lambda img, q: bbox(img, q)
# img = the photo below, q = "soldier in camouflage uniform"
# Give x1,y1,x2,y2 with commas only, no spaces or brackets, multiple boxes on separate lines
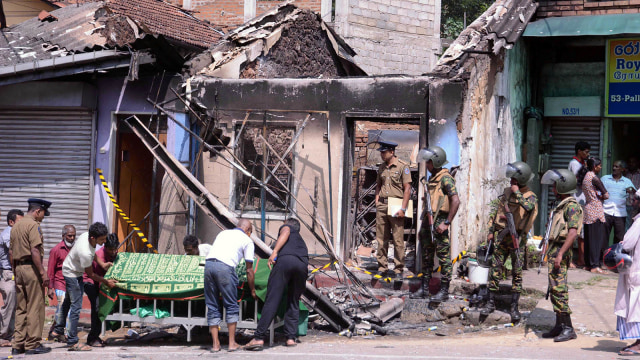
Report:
481,161,538,322
540,169,583,343
411,146,460,302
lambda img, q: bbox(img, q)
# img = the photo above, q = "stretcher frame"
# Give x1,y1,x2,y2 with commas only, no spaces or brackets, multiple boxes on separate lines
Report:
101,297,282,344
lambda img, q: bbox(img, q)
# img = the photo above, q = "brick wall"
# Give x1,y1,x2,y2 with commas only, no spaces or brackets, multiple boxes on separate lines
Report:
190,0,322,27
334,0,441,75
536,0,640,18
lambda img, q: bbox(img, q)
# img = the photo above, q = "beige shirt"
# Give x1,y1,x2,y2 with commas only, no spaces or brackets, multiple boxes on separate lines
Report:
377,157,411,199
9,214,43,262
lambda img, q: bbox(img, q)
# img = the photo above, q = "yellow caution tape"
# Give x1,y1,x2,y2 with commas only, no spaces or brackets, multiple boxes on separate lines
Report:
96,168,157,254
312,251,469,283
310,261,338,274
436,250,467,273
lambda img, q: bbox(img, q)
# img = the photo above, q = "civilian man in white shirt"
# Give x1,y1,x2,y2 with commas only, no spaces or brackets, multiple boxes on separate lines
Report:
61,222,116,351
205,219,256,352
603,160,637,244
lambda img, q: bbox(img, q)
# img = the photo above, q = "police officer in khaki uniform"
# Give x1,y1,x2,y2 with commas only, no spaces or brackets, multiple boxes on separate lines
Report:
375,141,412,276
9,199,52,355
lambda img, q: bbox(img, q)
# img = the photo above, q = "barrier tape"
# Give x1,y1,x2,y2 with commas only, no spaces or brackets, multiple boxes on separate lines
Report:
312,251,469,284
96,168,158,253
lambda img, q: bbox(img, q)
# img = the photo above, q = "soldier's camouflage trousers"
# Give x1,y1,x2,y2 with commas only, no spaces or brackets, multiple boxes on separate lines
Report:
419,216,452,282
547,245,572,314
487,233,527,293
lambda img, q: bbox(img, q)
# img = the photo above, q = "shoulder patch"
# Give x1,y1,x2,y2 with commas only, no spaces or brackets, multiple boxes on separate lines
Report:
404,168,410,175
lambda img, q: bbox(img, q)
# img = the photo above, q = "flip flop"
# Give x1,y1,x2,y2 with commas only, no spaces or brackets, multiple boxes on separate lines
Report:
244,343,264,351
228,347,240,352
619,349,640,356
88,338,105,347
68,343,92,351
210,348,221,353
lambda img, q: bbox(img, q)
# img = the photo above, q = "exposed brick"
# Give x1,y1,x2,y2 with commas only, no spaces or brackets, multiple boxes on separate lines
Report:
576,10,592,15
598,1,614,6
570,0,583,4
623,7,639,12
584,1,601,7
631,0,640,5
561,10,577,15
556,0,572,5
613,0,630,6
607,8,623,13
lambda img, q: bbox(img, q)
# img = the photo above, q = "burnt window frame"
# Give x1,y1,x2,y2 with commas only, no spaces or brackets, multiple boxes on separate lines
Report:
230,120,297,217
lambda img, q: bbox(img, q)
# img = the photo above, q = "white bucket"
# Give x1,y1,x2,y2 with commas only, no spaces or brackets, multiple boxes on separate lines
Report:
468,259,489,285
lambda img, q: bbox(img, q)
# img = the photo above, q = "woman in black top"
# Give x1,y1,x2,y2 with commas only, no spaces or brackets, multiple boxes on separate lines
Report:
245,218,308,350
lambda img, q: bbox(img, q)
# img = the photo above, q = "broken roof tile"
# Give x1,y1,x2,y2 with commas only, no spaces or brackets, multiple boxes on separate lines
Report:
431,0,537,79
38,10,58,22
52,0,222,48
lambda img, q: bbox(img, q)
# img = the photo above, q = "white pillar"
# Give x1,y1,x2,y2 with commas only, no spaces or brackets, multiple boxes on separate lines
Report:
244,0,256,22
320,0,332,21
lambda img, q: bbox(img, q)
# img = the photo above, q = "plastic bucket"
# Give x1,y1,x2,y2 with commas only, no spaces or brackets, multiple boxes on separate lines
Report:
468,259,489,285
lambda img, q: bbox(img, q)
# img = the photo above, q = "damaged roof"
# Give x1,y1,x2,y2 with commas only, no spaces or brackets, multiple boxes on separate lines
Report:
0,0,222,68
184,3,367,78
431,0,537,78
0,2,110,67
96,0,222,48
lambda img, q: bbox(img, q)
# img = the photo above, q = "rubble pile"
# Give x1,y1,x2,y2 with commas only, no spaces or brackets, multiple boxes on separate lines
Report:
240,11,339,78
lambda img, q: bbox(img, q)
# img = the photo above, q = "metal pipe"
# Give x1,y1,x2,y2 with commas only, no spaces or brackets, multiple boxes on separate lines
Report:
261,111,267,242
326,114,334,235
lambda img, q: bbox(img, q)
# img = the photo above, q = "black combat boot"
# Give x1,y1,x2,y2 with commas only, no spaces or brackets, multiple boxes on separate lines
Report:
542,313,562,338
554,314,577,342
510,293,521,322
480,291,495,315
410,277,430,299
430,279,449,302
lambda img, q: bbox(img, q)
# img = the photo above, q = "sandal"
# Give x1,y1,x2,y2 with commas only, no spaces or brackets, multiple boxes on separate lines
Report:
590,267,607,274
49,332,67,343
68,343,92,351
88,338,105,347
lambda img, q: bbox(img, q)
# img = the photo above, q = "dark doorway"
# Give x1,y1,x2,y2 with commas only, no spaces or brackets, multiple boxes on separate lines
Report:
348,119,420,268
114,114,166,252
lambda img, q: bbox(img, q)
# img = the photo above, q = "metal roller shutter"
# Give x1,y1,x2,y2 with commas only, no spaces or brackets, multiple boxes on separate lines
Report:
547,117,602,208
0,108,93,254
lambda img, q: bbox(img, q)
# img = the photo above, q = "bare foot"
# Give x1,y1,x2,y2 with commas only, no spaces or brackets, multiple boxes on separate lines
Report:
286,339,297,347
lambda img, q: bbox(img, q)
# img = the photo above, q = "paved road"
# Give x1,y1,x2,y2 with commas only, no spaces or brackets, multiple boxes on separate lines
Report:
0,329,626,360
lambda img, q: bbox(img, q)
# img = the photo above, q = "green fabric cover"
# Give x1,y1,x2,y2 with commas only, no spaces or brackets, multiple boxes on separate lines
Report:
98,253,307,335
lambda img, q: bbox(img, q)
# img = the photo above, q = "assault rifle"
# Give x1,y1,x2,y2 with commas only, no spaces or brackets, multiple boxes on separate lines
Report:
537,203,556,274
420,176,435,245
504,211,521,268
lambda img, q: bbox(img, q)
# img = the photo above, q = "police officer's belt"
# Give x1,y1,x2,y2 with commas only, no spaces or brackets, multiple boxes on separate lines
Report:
379,197,389,204
15,258,33,265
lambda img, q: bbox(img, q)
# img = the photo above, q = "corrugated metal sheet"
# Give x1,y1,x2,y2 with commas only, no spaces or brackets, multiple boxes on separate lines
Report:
0,109,93,254
432,0,538,78
485,0,538,49
547,117,602,209
0,2,108,67
0,0,222,68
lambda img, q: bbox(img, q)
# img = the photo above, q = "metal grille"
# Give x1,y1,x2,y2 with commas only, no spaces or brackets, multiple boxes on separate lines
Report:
0,109,93,254
547,117,602,209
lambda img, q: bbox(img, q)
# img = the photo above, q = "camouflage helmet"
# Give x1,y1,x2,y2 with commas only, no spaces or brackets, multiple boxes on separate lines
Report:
504,161,534,186
541,169,577,195
418,146,448,168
